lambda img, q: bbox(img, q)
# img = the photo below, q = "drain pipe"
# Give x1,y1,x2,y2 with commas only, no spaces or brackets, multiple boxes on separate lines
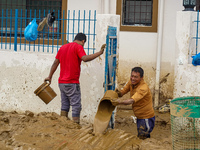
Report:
154,0,164,107
104,0,110,14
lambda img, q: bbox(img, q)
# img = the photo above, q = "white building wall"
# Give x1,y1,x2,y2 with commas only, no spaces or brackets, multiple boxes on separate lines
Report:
0,50,61,113
67,0,116,14
174,11,200,97
117,0,183,103
68,1,184,103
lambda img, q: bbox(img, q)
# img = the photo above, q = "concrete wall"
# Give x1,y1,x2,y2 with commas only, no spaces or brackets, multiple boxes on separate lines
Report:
0,15,120,124
0,50,61,113
68,0,184,104
117,0,184,104
174,11,200,98
68,0,116,14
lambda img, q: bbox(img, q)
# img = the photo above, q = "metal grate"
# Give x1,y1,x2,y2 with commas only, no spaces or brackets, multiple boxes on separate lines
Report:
189,10,200,64
0,0,62,10
0,0,62,39
170,97,200,150
122,0,153,26
104,26,117,92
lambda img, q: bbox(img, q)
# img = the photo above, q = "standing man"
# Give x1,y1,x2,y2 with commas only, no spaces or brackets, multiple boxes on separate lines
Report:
45,33,106,124
112,67,155,139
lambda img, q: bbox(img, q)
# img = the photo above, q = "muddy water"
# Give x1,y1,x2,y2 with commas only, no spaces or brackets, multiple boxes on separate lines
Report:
93,90,118,135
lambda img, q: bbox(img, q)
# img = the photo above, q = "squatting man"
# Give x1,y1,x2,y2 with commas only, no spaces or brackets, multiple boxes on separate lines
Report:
112,67,155,139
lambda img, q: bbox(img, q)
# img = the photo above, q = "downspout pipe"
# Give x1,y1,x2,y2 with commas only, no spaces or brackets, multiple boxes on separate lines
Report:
104,0,110,14
154,0,164,107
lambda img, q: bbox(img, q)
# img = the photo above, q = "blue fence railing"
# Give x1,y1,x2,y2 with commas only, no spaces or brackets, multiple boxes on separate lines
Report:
0,9,97,54
193,10,200,55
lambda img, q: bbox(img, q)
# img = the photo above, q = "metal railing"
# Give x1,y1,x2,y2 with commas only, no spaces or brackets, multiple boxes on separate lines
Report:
193,10,200,55
0,9,97,54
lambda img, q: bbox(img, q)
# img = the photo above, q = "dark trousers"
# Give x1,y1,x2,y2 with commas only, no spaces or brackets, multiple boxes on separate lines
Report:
137,116,155,139
59,84,81,117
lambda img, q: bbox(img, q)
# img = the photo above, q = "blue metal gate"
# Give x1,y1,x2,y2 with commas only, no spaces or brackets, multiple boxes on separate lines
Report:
104,26,117,92
104,26,117,129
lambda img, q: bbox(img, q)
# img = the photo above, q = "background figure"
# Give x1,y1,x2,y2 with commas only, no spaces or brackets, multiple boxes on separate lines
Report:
37,12,55,31
45,33,106,124
112,67,155,139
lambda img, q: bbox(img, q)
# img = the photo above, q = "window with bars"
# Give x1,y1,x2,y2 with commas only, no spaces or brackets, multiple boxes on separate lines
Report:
0,0,67,44
123,0,153,26
116,0,158,32
0,0,62,16
0,0,62,27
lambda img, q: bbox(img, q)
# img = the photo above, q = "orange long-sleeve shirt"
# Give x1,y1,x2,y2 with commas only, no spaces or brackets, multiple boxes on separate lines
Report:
120,79,155,119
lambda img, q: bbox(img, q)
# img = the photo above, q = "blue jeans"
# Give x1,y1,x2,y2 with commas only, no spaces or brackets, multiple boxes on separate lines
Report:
137,116,155,139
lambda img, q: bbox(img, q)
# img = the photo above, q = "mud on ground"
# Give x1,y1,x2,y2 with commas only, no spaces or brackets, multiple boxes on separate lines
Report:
0,109,171,150
115,108,172,150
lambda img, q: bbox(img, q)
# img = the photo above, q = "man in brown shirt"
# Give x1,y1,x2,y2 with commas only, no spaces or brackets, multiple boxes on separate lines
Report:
112,67,155,139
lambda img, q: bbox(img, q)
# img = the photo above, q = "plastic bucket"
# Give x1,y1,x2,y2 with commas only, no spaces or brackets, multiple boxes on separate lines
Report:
93,90,118,135
34,82,57,104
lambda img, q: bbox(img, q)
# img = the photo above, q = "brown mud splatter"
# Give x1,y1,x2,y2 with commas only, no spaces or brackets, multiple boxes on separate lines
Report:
170,103,193,117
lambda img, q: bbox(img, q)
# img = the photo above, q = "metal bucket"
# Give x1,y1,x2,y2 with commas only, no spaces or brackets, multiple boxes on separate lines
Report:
34,82,57,104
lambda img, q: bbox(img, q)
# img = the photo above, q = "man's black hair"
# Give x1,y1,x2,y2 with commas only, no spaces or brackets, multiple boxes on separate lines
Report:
131,67,144,77
74,33,87,43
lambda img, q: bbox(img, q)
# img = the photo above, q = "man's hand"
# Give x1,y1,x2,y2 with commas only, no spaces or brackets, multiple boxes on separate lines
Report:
81,44,106,62
111,98,121,106
100,44,106,54
44,77,52,84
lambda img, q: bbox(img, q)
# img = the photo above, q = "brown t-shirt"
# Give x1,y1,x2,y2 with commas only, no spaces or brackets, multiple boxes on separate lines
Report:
120,79,155,119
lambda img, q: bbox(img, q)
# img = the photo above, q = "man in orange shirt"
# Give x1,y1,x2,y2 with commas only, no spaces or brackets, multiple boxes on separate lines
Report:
112,67,155,139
